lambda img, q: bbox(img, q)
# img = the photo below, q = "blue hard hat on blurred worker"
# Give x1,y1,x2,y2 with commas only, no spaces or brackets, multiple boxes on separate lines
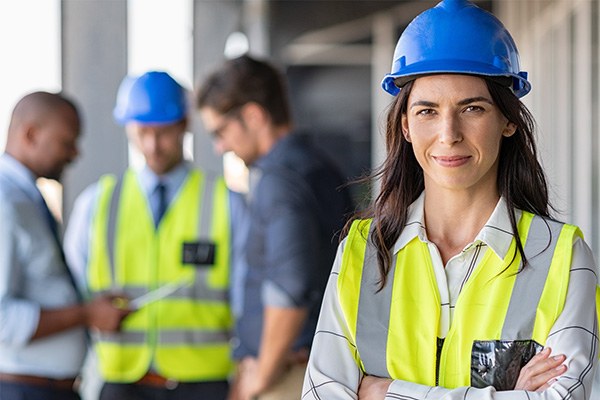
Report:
113,71,187,125
381,0,531,98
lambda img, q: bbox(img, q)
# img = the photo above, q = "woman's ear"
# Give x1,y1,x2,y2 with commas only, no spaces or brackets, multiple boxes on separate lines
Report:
401,115,411,142
502,121,517,137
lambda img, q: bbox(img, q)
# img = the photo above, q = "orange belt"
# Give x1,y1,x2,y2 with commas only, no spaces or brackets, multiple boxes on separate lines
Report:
135,372,179,389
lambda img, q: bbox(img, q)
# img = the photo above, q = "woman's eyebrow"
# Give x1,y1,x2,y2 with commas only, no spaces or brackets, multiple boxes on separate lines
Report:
457,96,494,106
409,100,437,109
409,96,494,110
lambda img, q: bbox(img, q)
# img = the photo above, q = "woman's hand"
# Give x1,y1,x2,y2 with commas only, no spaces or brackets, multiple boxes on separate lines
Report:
515,347,567,391
358,375,392,400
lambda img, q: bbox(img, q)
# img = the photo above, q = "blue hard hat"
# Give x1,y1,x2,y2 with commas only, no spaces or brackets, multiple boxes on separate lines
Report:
381,0,531,98
113,71,187,125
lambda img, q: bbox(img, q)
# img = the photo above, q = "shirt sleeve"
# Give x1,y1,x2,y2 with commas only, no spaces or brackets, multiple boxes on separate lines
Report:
303,237,600,400
0,200,40,346
63,183,98,295
302,240,363,399
253,170,322,309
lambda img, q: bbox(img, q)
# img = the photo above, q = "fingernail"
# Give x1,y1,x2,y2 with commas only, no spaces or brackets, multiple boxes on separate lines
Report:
553,355,565,361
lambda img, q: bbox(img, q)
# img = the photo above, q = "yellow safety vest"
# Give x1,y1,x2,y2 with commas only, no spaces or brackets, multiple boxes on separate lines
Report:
87,169,232,383
339,211,583,389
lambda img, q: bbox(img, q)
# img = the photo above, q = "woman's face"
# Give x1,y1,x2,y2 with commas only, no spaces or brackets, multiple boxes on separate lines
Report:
401,74,516,195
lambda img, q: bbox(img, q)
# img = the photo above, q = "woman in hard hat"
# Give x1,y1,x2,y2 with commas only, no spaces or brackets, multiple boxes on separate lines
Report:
302,0,599,399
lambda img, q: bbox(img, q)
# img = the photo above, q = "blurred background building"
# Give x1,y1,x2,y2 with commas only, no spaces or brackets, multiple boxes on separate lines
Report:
1,0,598,251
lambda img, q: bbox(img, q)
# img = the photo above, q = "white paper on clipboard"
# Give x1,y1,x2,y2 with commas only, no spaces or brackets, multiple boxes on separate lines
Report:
129,280,191,309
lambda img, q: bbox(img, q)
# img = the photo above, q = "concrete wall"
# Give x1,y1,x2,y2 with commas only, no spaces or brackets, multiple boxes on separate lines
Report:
61,0,128,224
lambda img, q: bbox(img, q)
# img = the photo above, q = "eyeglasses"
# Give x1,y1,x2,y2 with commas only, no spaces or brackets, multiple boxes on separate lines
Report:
210,108,240,139
210,116,236,140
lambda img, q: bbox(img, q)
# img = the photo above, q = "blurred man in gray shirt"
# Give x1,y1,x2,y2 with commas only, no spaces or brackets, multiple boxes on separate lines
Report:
0,91,129,400
197,55,352,400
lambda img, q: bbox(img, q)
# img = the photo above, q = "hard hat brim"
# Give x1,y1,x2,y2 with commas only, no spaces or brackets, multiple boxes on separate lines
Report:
381,60,531,98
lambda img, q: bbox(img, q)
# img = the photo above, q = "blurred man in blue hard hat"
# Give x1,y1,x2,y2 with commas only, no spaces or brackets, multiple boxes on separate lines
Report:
64,71,233,400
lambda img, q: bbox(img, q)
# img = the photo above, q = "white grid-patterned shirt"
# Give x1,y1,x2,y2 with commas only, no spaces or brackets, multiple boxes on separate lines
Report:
302,193,599,400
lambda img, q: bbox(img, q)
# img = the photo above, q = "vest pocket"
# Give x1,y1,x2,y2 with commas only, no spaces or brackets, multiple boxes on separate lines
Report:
471,339,543,390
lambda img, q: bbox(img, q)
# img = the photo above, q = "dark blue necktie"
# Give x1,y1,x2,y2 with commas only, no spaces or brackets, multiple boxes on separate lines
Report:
39,194,81,299
155,182,167,226
39,195,60,241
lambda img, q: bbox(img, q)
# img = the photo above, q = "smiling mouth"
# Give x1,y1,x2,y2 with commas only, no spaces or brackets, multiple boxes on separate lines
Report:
433,155,471,167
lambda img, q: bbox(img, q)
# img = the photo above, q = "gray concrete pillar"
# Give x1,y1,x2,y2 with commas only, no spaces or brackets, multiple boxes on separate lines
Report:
61,0,128,223
191,0,241,174
243,0,269,57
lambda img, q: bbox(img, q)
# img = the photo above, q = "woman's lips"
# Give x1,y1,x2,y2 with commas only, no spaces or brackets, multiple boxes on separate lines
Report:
433,155,471,167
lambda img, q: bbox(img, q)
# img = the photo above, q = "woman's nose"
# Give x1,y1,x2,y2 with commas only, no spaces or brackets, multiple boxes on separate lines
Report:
438,115,463,145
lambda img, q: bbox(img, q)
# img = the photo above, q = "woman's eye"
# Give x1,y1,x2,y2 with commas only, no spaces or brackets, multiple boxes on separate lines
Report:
465,105,484,113
416,109,435,116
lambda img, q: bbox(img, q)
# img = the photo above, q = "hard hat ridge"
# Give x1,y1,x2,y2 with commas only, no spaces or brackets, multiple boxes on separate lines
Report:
113,71,187,126
381,0,531,98
440,0,471,12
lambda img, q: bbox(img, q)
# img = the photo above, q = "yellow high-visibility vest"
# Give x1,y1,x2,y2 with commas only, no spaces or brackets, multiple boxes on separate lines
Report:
87,169,232,383
338,211,582,389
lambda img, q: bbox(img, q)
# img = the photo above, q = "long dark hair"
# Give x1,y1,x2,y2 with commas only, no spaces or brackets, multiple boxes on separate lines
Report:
353,77,552,290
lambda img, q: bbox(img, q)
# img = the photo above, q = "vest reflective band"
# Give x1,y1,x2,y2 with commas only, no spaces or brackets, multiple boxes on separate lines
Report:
338,212,581,388
87,169,232,383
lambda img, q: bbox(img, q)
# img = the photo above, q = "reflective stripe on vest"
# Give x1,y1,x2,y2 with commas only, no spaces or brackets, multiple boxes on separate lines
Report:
501,215,564,340
96,329,231,345
88,169,232,383
339,212,580,387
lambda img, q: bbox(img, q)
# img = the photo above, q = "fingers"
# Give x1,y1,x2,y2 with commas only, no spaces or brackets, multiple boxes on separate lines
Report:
515,347,567,391
111,296,130,310
535,377,559,392
85,294,134,331
535,354,566,378
531,360,566,392
101,292,133,311
526,348,565,375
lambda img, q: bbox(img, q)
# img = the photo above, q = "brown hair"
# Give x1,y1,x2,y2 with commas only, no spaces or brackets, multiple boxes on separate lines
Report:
196,55,291,126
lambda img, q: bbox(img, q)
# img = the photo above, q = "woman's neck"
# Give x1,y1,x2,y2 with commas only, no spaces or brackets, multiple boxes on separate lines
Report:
423,187,500,265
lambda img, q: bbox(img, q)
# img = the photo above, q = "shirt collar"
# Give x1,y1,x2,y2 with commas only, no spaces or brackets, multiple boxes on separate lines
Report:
477,196,521,259
392,192,519,260
393,192,427,254
0,153,41,202
137,162,189,197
